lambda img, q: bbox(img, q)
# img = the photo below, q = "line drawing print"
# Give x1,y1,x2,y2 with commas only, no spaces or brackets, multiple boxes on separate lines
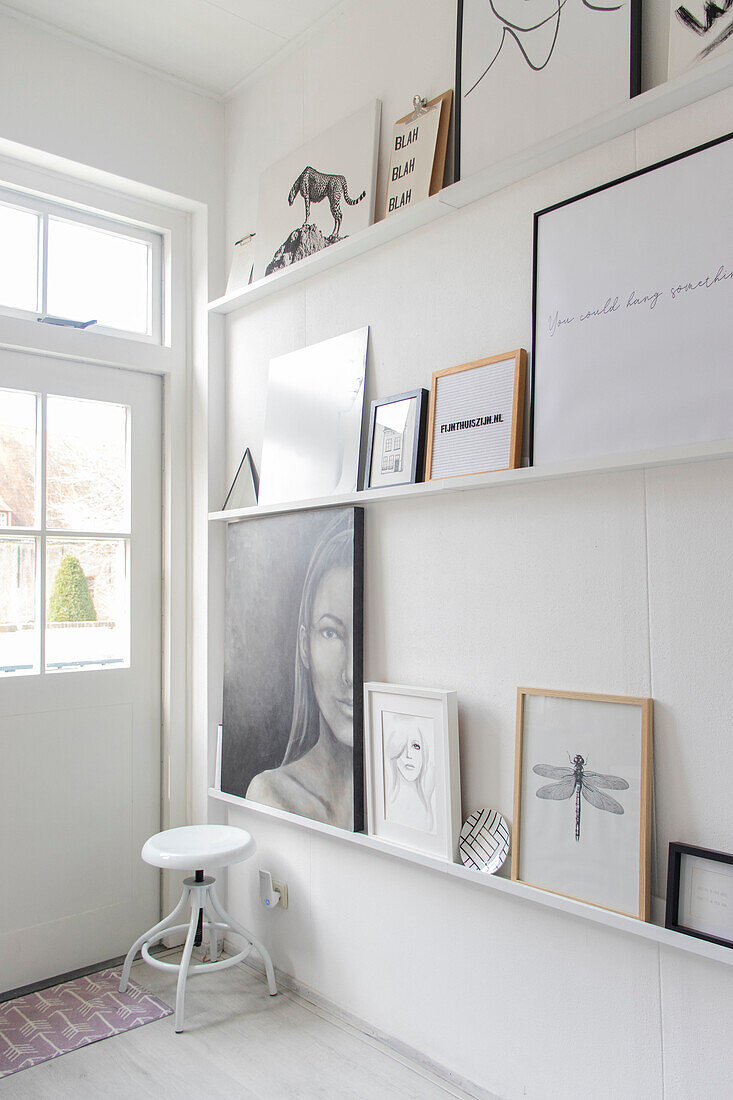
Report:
464,0,624,97
533,753,628,840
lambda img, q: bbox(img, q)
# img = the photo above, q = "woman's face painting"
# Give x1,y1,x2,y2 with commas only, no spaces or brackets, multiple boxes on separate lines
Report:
396,725,425,783
307,565,354,745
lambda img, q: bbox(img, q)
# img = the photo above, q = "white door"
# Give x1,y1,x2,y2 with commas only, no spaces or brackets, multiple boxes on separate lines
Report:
0,350,162,992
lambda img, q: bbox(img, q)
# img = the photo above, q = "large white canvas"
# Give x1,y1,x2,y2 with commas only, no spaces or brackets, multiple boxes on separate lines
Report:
533,135,733,465
668,0,733,79
518,694,644,916
458,0,636,178
258,327,369,506
253,101,380,280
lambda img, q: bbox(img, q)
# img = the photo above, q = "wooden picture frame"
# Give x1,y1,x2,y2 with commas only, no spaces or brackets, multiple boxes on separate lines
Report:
425,350,526,481
665,842,733,949
364,682,462,862
512,687,653,920
384,90,452,217
363,388,428,490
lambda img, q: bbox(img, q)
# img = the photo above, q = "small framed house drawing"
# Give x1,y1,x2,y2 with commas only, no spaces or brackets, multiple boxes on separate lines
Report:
512,687,653,919
364,683,461,861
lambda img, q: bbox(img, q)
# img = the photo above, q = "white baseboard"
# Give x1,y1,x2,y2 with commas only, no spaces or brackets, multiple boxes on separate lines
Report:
223,938,500,1100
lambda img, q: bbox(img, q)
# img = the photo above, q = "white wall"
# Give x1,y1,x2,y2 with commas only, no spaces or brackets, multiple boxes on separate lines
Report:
0,11,226,885
218,3,733,1097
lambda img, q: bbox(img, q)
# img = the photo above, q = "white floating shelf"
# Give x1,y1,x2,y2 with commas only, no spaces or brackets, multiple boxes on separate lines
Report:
209,438,733,522
209,787,733,968
209,55,733,316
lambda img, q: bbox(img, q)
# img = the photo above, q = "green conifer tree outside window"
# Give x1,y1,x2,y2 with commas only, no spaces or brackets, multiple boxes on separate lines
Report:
48,555,97,623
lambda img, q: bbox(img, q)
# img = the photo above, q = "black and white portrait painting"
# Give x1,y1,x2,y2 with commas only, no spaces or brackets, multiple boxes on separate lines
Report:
456,0,639,178
222,507,364,832
668,0,733,78
364,684,461,861
513,688,653,918
253,101,380,280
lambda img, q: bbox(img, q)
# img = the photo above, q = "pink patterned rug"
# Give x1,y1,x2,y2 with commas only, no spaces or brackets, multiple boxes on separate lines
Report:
0,967,172,1078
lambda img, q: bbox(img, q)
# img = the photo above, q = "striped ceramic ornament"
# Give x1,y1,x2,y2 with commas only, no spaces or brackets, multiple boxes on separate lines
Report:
459,808,510,873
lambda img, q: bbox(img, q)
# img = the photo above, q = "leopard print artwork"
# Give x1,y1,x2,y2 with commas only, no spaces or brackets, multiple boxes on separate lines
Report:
288,166,366,240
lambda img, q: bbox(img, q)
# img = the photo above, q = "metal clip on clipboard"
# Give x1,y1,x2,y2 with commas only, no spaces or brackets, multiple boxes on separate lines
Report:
406,94,439,122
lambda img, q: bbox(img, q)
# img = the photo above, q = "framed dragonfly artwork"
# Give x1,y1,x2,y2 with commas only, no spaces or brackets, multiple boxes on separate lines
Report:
512,687,653,919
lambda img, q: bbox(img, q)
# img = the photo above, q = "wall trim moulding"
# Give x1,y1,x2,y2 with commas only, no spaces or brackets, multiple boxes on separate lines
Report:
209,788,733,969
209,438,733,523
209,53,733,316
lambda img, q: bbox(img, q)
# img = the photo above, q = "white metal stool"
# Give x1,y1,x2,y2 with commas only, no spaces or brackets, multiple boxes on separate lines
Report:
119,824,277,1032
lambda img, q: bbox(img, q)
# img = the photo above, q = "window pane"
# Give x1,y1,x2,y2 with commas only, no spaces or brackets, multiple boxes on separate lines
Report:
46,396,130,532
47,217,151,334
0,537,37,675
45,539,129,671
0,388,38,527
0,203,39,313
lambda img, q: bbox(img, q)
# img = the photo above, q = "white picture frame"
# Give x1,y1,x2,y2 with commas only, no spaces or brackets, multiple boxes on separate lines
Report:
364,683,461,861
253,101,380,281
532,133,733,466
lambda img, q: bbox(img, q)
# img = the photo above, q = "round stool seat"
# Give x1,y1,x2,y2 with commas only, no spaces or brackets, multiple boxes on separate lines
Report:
141,824,255,871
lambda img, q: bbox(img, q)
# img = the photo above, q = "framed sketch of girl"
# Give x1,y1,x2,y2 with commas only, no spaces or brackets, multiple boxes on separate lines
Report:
222,507,364,832
364,683,461,860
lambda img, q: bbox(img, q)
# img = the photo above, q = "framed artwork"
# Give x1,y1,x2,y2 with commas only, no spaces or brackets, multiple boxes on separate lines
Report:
364,683,461,861
222,447,258,511
532,132,733,466
512,687,653,919
384,91,452,217
455,0,640,180
258,327,369,506
425,350,526,480
222,507,364,833
665,843,733,949
363,388,428,490
253,101,380,280
668,0,733,79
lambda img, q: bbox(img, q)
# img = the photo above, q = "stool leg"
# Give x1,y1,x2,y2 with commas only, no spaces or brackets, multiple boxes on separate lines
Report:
205,899,219,961
208,884,277,996
119,886,191,993
174,894,202,1033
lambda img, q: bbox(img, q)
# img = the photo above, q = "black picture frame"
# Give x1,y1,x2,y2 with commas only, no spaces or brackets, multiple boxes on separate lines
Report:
454,0,641,184
530,130,733,467
363,388,429,490
665,842,733,950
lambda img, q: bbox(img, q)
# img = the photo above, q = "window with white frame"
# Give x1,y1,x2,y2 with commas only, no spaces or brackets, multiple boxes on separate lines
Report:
0,387,131,675
0,188,163,342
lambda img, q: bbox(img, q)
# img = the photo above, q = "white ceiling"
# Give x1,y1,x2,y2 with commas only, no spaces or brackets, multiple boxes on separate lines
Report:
1,0,347,97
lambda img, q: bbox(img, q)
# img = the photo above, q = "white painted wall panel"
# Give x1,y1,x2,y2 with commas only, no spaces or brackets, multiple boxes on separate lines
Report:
660,948,733,1099
220,4,733,1095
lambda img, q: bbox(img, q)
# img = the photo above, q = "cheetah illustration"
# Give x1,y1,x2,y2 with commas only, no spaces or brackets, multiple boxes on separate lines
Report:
288,166,366,240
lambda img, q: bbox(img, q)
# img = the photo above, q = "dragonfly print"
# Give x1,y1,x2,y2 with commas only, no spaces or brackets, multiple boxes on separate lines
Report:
533,754,629,841
464,0,624,98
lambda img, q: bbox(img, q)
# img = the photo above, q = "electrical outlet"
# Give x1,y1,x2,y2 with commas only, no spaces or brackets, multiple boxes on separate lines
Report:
272,879,288,909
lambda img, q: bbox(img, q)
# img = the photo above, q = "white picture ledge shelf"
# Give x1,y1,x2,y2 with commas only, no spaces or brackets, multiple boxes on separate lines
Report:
209,55,733,316
209,438,733,522
209,787,733,968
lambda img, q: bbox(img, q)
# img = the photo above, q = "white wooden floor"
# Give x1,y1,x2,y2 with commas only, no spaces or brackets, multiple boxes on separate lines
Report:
3,956,474,1099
